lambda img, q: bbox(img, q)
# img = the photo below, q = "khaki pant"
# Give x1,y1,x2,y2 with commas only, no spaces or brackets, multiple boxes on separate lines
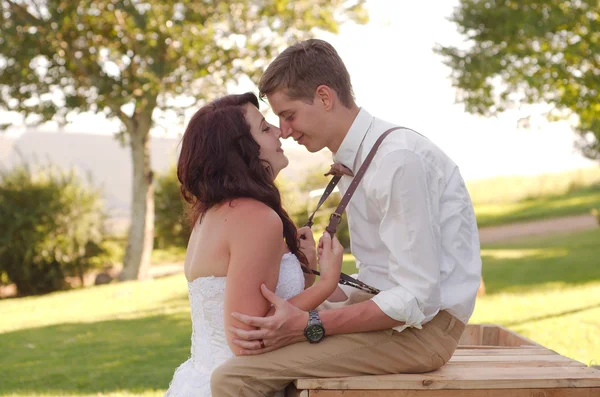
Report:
211,290,465,397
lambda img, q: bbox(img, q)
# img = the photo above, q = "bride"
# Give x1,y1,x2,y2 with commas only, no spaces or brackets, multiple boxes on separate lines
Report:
164,92,344,396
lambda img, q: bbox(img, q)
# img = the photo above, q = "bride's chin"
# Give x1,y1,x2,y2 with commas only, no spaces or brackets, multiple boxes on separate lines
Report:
273,159,289,179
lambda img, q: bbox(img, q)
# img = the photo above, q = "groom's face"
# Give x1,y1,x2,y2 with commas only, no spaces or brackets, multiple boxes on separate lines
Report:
267,90,330,153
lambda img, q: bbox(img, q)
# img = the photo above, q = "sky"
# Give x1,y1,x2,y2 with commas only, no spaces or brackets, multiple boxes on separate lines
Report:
307,0,597,181
1,0,597,182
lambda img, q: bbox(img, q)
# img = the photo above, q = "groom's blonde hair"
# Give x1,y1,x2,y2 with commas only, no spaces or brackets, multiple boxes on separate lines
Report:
258,39,355,108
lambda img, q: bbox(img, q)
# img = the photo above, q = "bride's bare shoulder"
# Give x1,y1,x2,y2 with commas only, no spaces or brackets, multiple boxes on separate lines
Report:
221,198,282,230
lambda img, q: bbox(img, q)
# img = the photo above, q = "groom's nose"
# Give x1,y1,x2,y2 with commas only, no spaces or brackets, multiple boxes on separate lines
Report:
280,126,294,139
279,119,293,138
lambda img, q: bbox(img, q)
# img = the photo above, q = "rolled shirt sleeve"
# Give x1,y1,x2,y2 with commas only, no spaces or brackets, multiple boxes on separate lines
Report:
369,149,442,332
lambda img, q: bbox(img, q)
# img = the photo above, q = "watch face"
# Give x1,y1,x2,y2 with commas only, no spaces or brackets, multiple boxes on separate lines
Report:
305,324,325,342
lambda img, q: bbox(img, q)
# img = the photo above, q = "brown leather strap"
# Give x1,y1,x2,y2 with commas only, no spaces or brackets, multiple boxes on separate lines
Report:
300,126,405,295
304,175,342,228
325,126,404,235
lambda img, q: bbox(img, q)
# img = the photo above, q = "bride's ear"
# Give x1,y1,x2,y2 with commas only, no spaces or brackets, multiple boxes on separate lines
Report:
262,161,274,178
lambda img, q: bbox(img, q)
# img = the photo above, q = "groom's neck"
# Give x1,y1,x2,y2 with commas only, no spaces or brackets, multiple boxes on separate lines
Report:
328,104,360,153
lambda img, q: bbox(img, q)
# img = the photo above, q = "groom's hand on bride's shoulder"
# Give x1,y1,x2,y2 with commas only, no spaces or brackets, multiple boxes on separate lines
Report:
229,284,308,355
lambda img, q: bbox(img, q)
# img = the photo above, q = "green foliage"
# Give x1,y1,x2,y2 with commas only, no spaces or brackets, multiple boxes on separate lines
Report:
436,1,600,160
154,165,190,248
0,162,106,295
0,0,368,130
0,0,368,279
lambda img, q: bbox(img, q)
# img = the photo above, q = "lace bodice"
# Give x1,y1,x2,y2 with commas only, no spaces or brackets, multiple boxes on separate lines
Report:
165,252,306,396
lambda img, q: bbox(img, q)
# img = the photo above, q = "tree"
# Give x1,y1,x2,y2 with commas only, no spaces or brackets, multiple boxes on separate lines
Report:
0,0,367,280
435,0,600,160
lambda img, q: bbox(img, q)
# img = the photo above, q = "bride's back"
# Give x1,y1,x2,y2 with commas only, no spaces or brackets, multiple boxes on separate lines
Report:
183,201,234,282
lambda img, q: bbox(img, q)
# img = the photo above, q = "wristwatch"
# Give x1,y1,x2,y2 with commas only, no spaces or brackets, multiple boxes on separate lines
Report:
303,310,325,343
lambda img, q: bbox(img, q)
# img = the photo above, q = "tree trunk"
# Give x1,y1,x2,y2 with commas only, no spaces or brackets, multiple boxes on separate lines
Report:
120,127,154,281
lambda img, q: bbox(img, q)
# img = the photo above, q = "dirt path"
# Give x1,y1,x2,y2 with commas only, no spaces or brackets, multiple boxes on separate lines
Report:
478,213,598,244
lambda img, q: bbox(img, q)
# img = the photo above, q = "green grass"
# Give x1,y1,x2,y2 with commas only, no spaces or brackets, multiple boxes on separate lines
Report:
473,228,600,366
474,183,600,227
1,229,599,396
479,228,600,294
0,277,191,397
101,237,187,266
467,166,600,206
150,244,186,265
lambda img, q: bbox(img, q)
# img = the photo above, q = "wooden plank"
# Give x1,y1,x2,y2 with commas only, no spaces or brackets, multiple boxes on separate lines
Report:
453,348,557,356
458,324,481,345
447,355,585,368
458,324,541,347
293,325,594,394
481,324,500,346
294,366,600,390
445,361,585,368
449,354,575,363
309,388,600,396
456,345,544,350
497,326,541,347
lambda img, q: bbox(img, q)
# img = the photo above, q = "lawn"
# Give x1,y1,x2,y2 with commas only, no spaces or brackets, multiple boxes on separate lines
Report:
1,228,599,396
474,183,600,227
467,166,600,206
100,238,186,267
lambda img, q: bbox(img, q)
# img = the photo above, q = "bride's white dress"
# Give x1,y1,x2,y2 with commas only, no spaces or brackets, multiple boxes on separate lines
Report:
165,252,306,397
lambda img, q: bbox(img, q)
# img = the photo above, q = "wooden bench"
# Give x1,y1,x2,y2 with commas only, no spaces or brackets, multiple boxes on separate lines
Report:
285,324,600,396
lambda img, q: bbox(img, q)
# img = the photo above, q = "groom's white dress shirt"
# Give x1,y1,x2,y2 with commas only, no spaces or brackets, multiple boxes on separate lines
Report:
333,108,482,332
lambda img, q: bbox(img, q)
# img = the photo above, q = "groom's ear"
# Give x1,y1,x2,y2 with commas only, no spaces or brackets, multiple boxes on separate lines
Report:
315,85,335,111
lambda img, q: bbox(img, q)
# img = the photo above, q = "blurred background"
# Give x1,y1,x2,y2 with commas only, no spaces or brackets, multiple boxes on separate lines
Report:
0,1,599,396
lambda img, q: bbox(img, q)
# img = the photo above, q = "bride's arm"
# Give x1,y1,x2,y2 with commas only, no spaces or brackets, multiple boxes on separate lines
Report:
223,200,338,355
267,233,343,315
223,201,283,356
276,273,337,312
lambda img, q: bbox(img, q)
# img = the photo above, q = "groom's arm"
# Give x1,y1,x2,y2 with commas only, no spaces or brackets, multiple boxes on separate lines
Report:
319,299,404,334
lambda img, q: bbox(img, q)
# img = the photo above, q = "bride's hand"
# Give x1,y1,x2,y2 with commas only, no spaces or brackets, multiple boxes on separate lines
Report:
297,226,317,271
317,232,343,286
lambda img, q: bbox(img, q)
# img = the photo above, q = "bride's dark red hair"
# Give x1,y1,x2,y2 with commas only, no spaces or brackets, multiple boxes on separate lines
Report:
177,92,307,265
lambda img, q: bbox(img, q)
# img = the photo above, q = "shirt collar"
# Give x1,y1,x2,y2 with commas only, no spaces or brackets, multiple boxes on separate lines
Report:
333,108,374,174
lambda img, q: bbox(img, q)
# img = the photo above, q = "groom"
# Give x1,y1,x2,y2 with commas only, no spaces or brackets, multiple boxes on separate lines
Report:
211,39,482,396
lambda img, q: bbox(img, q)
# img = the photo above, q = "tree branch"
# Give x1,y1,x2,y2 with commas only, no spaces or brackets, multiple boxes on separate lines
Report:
109,104,134,132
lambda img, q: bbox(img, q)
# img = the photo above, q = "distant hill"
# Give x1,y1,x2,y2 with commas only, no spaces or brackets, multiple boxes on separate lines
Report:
0,131,332,219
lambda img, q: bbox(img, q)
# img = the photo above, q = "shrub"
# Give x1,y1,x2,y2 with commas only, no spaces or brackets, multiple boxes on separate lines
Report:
154,165,190,248
0,163,106,295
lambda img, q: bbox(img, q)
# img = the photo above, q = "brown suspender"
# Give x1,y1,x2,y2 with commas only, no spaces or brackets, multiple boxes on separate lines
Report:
300,127,404,295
